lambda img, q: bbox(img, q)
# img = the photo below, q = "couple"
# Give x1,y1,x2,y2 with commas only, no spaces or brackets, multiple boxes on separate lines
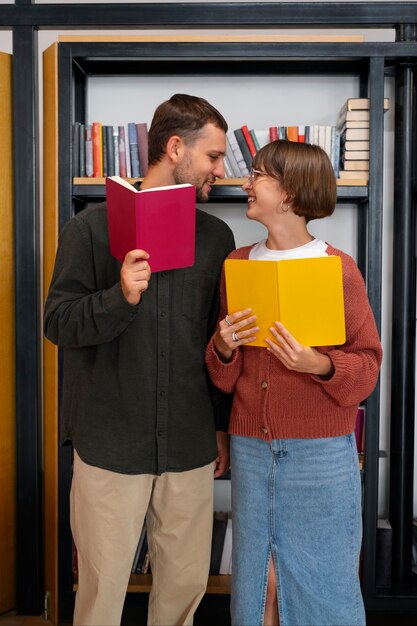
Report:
44,94,382,626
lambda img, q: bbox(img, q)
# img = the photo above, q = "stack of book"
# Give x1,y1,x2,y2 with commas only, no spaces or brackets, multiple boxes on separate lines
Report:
337,97,389,182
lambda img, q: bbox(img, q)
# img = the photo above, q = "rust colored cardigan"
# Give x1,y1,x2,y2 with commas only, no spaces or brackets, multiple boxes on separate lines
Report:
206,243,383,441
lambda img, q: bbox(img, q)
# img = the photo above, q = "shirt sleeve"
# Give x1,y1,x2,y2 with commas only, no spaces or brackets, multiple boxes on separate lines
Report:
44,215,140,348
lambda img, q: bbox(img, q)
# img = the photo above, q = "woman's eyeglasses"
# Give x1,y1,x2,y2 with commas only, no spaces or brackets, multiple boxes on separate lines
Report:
247,168,267,185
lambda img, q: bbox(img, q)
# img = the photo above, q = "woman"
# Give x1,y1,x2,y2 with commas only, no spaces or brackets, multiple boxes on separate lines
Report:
206,140,382,626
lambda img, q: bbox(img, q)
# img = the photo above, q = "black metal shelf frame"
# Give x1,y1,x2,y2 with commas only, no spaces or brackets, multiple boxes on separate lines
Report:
6,1,417,616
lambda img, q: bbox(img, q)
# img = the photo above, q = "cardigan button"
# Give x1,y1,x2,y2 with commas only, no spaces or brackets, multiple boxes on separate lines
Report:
261,381,268,389
261,426,268,434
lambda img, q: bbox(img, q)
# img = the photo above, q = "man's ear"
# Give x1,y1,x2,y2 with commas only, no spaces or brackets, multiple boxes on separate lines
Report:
166,135,185,163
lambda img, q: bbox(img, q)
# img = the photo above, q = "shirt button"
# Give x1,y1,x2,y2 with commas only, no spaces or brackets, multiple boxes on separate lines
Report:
160,351,166,357
261,426,268,434
158,430,164,437
261,381,268,389
160,311,166,317
159,390,166,397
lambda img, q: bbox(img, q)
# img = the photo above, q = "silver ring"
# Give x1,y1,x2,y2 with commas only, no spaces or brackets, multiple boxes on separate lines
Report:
225,315,233,326
232,331,239,342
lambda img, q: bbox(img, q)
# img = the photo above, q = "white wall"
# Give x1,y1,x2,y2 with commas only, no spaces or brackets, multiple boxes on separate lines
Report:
0,1,413,516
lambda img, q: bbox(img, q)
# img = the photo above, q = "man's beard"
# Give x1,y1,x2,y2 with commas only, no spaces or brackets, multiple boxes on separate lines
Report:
174,156,209,203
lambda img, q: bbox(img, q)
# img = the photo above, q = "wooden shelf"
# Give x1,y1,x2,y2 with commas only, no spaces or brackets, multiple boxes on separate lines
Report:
73,573,231,595
73,176,368,187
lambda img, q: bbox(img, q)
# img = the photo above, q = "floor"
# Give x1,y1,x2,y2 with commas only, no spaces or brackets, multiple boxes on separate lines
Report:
2,601,417,626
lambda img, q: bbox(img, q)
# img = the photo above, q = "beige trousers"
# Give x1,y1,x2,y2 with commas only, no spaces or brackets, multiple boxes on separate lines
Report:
70,450,214,626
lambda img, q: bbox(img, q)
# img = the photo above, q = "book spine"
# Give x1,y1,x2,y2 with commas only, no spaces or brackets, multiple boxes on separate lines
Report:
113,127,120,176
225,135,243,177
92,121,102,177
124,123,131,178
128,122,140,178
234,128,253,169
136,122,149,176
249,129,261,151
298,125,305,143
106,125,115,176
85,125,93,177
287,125,298,142
102,125,108,177
227,130,249,176
269,126,278,142
118,125,127,178
241,124,257,157
223,154,234,178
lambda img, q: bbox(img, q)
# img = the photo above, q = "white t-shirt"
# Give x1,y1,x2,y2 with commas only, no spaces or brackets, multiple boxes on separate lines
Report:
249,238,328,261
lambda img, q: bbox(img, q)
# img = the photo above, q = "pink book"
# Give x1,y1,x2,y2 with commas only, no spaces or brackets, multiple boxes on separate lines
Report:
106,176,196,272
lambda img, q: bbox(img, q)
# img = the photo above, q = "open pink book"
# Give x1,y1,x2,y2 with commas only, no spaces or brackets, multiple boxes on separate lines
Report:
106,176,196,272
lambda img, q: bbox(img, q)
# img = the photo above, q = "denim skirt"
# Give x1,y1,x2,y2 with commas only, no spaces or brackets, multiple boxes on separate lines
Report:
230,433,365,626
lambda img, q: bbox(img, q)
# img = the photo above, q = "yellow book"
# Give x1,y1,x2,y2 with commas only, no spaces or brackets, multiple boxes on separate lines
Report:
224,256,346,347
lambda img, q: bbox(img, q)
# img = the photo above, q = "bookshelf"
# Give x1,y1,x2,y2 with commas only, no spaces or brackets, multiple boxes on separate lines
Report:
0,50,15,615
43,34,384,623
33,12,417,624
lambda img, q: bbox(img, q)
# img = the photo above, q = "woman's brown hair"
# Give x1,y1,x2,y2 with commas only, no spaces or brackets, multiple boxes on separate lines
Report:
253,139,337,221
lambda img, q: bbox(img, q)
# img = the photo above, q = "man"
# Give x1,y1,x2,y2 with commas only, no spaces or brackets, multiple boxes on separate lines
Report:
44,93,235,626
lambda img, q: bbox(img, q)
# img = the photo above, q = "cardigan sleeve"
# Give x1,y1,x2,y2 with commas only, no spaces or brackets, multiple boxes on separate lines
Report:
205,261,244,392
311,253,382,406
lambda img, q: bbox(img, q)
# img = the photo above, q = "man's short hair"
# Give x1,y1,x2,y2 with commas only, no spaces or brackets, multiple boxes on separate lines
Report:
148,93,228,165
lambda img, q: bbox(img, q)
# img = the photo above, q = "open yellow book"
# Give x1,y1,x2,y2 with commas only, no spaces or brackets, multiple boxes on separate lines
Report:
224,256,346,347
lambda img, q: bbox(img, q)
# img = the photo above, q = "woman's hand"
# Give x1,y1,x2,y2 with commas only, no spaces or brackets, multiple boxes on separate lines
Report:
213,309,259,362
266,322,334,378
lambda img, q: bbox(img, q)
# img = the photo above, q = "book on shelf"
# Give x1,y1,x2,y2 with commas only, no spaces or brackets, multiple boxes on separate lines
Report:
287,125,299,142
342,139,370,152
85,124,93,177
124,123,132,178
342,150,370,161
113,127,120,177
118,125,127,178
106,176,196,272
339,170,369,181
79,123,86,178
226,130,249,176
340,127,369,141
105,125,115,176
241,124,257,157
92,121,103,177
298,125,306,143
225,134,244,177
102,124,108,177
250,129,270,151
343,160,369,171
233,127,253,170
128,121,141,177
219,514,232,576
224,256,346,348
339,97,390,113
209,512,229,575
223,154,235,178
136,122,149,176
339,119,370,130
269,126,278,142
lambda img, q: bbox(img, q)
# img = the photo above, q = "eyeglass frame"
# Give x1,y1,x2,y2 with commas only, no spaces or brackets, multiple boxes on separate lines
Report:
247,168,267,185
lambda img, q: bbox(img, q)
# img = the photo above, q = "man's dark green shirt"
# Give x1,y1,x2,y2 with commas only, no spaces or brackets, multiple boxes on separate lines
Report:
44,202,235,475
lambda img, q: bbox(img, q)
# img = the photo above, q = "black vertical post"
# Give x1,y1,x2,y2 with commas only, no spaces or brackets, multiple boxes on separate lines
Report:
361,56,384,602
13,24,43,614
389,23,417,585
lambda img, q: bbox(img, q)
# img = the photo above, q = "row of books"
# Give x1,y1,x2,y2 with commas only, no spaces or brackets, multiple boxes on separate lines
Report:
131,520,150,574
72,121,149,179
337,97,390,181
72,98,389,183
